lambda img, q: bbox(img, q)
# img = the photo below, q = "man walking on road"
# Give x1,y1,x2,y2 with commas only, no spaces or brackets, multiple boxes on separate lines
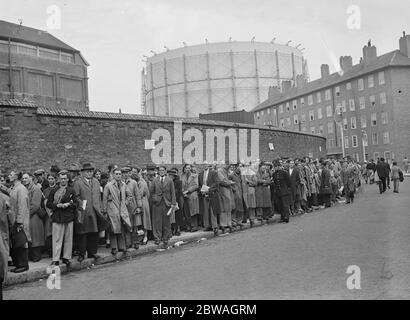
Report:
376,158,389,194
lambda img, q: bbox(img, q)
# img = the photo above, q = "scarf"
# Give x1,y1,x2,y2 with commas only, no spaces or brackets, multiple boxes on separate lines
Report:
53,186,67,205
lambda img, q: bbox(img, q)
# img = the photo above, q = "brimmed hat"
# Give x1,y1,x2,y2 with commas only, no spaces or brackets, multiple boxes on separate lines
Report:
146,165,156,171
33,169,45,176
167,169,178,176
81,163,95,171
58,170,69,176
68,163,80,172
121,166,131,173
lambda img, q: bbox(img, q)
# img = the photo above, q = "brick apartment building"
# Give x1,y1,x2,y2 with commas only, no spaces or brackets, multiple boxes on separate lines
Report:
253,32,410,164
0,20,89,110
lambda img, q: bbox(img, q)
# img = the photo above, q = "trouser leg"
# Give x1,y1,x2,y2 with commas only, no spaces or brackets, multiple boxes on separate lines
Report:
209,206,218,228
202,199,210,229
62,222,73,260
248,208,256,220
52,222,64,262
86,232,99,256
256,207,263,219
14,247,29,268
77,233,87,257
162,207,172,242
281,195,290,221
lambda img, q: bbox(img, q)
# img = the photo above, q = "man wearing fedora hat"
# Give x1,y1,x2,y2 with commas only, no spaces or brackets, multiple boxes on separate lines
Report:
73,163,103,262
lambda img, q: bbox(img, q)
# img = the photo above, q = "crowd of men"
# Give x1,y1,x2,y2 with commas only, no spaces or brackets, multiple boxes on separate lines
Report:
0,156,405,299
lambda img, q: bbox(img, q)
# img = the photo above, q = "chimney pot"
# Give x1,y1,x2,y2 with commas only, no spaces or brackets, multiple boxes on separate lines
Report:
321,64,330,79
362,42,377,65
399,31,410,58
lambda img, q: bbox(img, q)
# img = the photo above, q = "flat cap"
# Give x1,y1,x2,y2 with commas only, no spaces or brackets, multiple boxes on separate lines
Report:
58,170,69,175
33,169,45,176
68,163,80,172
121,166,131,173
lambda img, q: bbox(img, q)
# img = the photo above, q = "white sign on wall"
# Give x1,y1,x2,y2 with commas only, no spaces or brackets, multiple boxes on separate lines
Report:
144,139,155,150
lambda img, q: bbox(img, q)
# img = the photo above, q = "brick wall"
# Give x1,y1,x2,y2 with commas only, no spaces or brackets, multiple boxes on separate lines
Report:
0,104,326,173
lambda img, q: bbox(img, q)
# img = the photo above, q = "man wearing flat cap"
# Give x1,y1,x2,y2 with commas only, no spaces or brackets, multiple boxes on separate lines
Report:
68,164,80,187
271,158,292,223
73,163,103,262
34,169,48,191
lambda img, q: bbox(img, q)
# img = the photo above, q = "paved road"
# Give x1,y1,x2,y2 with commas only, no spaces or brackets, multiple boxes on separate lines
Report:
4,180,410,300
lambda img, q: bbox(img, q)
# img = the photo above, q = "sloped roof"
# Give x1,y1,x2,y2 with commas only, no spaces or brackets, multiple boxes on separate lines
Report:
0,20,78,53
253,49,410,112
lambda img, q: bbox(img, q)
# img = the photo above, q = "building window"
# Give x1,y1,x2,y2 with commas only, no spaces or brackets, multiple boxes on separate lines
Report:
352,135,358,148
300,98,305,107
351,116,357,129
309,110,315,121
359,97,365,109
293,100,297,110
368,75,374,88
344,136,349,148
317,92,322,103
374,152,380,160
286,102,290,112
341,100,347,112
325,89,331,100
372,133,378,145
301,113,306,122
261,110,264,116
371,113,377,126
256,112,260,119
267,108,271,114
335,86,340,96
318,107,323,119
287,117,291,127
327,122,334,134
280,119,284,127
294,114,299,125
383,132,390,144
380,92,387,104
328,138,335,148
343,118,348,130
360,115,367,128
279,105,283,113
308,95,313,105
346,82,352,90
379,71,385,85
349,99,355,111
358,78,364,91
370,95,376,107
326,105,333,117
302,125,307,132
381,112,388,125
310,127,315,134
319,124,324,134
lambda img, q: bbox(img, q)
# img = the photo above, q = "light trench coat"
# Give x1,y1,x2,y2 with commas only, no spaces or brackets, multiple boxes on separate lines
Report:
9,181,30,242
181,173,200,216
102,180,131,234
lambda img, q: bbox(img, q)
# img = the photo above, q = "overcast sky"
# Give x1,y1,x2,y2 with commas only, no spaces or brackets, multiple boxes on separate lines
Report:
2,0,410,114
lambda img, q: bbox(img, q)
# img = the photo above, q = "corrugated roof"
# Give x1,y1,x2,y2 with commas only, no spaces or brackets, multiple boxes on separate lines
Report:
0,20,78,53
253,49,410,112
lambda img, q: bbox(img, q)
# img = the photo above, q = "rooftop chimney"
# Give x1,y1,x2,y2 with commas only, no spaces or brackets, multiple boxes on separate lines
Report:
321,64,330,79
268,86,281,100
295,74,307,88
281,80,292,93
339,56,353,74
399,31,410,58
362,40,377,65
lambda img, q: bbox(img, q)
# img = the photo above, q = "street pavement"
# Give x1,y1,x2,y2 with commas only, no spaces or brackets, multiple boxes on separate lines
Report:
4,179,410,300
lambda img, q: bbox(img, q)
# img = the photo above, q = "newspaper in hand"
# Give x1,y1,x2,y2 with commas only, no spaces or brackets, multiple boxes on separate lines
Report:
167,203,179,216
82,199,87,211
200,185,210,193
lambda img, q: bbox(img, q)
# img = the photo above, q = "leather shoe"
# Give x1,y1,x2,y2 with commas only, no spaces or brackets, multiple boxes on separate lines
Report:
77,255,85,263
89,254,101,260
62,259,71,267
12,266,29,273
50,261,60,266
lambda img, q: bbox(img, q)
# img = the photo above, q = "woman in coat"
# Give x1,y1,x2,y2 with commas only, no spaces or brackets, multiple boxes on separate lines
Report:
22,173,44,262
241,162,257,226
319,161,332,208
216,163,236,233
228,164,244,229
0,193,10,298
132,170,152,244
255,162,272,222
181,164,200,232
43,173,58,257
341,162,356,204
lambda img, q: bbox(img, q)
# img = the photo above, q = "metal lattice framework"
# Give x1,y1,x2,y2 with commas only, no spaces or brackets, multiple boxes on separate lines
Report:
141,41,308,117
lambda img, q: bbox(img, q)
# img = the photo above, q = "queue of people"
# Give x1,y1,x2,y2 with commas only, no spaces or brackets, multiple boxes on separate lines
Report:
0,155,405,299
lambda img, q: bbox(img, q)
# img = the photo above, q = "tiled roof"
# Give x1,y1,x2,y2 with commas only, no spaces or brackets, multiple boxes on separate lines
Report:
253,50,410,112
0,20,78,53
0,98,38,108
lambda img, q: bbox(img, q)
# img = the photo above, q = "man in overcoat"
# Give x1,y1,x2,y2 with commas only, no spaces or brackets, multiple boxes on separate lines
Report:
271,159,292,223
73,163,103,262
